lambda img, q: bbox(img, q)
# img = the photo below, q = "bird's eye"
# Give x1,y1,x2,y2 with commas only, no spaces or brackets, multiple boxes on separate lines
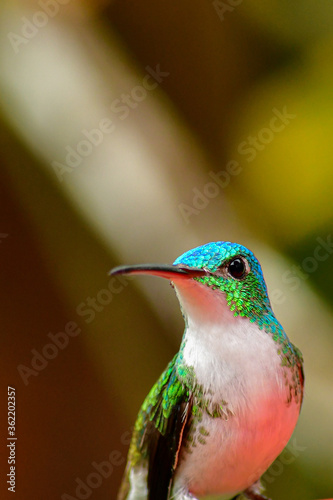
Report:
227,257,247,280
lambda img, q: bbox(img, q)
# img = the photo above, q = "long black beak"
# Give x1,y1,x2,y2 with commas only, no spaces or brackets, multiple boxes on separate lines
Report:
109,263,207,280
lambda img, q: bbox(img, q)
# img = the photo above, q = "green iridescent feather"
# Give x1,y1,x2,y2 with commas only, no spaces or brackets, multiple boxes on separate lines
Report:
126,355,188,467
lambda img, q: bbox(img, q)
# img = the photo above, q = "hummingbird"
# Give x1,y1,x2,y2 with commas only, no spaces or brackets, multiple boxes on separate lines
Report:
110,241,304,500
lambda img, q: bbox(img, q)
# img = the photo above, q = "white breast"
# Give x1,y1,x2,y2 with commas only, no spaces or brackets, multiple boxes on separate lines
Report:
172,279,301,497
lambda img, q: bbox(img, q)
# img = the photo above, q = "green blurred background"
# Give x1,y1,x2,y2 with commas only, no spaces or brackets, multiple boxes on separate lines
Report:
0,1,332,499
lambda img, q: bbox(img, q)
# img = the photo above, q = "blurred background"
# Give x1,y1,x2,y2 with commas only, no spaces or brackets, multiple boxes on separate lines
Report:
0,0,333,499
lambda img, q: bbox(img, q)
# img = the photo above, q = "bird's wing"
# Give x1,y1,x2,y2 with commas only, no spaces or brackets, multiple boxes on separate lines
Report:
297,358,305,405
121,355,192,500
145,395,192,500
290,343,305,405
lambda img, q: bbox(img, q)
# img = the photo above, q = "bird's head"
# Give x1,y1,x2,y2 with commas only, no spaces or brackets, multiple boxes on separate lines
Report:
110,242,272,325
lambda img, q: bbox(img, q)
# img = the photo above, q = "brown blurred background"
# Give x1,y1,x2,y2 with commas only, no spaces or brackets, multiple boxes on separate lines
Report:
0,1,333,499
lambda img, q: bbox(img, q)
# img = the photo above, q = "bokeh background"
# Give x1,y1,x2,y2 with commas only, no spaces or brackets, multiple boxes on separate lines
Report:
0,1,333,499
